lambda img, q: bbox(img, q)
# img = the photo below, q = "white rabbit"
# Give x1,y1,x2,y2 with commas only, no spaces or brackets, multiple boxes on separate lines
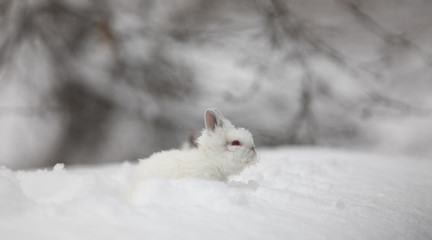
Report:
132,108,257,183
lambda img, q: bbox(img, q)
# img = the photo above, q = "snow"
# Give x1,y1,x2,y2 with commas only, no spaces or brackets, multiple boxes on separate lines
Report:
1,147,432,240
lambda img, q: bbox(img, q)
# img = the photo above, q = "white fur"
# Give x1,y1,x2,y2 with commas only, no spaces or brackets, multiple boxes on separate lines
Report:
132,108,257,185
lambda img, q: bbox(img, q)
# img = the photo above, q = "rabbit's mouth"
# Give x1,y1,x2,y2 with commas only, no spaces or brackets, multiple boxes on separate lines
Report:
244,155,257,165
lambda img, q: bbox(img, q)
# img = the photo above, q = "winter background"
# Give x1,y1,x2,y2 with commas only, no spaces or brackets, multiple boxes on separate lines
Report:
1,0,432,239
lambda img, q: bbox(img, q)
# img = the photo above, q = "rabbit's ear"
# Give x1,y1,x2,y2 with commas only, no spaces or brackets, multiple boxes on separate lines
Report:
205,108,224,132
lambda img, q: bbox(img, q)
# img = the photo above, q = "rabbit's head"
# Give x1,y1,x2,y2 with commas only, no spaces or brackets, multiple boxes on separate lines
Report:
196,108,257,177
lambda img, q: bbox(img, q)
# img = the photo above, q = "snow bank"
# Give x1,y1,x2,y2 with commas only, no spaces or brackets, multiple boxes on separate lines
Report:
1,148,432,240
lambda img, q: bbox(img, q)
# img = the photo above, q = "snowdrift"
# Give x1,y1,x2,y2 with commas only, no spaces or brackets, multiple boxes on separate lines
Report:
1,148,431,240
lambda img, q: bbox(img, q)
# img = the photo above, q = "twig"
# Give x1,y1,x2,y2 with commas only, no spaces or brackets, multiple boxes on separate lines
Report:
334,0,432,67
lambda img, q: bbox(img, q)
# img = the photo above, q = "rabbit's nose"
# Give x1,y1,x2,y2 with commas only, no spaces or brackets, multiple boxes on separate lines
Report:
250,146,256,152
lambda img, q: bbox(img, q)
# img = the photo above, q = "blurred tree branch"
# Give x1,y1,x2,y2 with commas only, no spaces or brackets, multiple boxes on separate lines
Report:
249,0,432,145
335,0,432,67
0,0,198,166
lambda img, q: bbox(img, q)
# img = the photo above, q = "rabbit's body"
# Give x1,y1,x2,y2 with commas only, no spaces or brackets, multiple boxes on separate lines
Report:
132,108,257,186
135,149,227,181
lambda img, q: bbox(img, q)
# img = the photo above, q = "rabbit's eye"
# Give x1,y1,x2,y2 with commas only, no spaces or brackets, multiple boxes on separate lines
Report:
231,140,241,146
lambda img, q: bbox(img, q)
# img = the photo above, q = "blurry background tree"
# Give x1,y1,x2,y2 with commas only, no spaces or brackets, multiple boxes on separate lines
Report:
0,0,431,169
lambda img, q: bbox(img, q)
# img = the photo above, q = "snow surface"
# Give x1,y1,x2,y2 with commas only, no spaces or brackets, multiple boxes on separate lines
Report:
1,148,432,240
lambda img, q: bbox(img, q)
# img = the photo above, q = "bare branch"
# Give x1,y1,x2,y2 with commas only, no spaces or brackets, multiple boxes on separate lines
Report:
335,0,432,67
365,91,432,116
